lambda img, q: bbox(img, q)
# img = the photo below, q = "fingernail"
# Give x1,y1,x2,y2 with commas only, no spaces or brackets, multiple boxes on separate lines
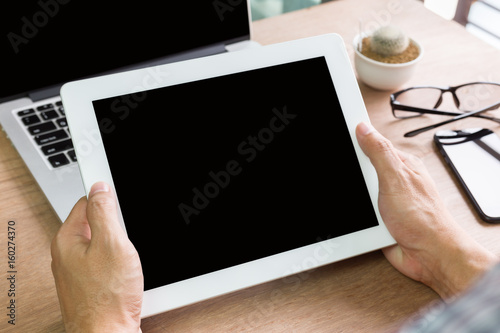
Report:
89,182,109,196
358,122,375,136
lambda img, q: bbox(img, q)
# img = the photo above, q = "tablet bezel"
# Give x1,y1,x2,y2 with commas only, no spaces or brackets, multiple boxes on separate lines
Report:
61,33,395,317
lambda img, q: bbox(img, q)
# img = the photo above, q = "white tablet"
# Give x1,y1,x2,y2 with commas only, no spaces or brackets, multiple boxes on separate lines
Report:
61,33,395,317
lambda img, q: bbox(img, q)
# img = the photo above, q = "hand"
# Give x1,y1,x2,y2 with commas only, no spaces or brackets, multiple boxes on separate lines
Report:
51,182,143,332
356,122,497,300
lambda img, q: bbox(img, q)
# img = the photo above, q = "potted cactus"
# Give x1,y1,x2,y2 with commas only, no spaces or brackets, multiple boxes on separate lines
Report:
360,25,419,64
353,25,423,90
371,25,409,56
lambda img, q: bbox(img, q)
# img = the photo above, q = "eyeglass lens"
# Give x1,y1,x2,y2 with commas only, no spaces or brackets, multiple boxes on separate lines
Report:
393,87,442,118
455,83,500,111
393,83,500,118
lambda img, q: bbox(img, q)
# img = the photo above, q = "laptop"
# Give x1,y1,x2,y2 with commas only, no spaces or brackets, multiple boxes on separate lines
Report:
0,0,258,221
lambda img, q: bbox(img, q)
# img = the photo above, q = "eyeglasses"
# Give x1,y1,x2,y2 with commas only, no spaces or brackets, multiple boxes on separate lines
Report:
390,82,500,137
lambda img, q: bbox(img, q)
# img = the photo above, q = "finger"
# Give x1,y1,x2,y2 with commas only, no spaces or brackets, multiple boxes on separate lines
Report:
382,245,416,280
356,122,403,173
58,196,91,240
51,196,91,259
86,182,125,244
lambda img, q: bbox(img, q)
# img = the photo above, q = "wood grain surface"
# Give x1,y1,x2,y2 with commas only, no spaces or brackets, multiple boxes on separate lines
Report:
1,0,499,331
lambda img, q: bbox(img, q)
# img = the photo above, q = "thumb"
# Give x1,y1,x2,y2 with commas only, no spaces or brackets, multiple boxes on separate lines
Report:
86,182,125,243
52,196,91,253
355,122,402,173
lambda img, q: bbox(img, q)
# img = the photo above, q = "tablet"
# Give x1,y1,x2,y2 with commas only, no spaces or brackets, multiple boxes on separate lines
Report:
61,33,395,317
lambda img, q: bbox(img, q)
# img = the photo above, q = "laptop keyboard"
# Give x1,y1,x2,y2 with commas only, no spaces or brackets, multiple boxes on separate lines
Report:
13,98,76,169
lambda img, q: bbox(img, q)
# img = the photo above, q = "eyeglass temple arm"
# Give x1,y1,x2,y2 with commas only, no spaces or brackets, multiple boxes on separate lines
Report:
404,104,500,137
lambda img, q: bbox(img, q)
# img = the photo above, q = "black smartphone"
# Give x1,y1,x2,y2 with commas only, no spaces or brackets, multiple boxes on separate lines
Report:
434,128,500,223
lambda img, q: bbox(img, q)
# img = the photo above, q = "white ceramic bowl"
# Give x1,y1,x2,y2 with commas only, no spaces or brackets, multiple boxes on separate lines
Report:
353,34,424,91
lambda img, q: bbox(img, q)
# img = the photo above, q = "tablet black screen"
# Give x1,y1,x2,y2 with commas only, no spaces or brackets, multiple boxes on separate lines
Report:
93,56,378,291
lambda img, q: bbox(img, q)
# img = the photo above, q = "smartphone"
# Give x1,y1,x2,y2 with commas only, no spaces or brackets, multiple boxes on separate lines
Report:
434,128,500,223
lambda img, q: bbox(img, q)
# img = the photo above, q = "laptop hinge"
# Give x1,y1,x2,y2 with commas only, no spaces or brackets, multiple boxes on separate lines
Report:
29,85,62,102
225,40,261,52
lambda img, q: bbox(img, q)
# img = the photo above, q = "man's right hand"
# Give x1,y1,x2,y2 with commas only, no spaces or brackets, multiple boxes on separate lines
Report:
356,122,497,300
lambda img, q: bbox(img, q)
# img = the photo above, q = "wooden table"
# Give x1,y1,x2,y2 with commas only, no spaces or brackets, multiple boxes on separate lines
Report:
2,0,500,331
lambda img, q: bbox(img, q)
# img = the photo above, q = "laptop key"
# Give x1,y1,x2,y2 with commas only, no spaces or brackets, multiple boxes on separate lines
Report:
17,108,35,117
40,110,59,121
37,103,54,111
67,150,77,162
48,153,70,168
34,129,68,145
56,117,67,127
41,139,74,156
28,121,57,135
22,114,41,126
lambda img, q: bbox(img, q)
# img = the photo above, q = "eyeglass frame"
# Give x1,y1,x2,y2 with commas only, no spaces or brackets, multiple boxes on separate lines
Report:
390,81,500,121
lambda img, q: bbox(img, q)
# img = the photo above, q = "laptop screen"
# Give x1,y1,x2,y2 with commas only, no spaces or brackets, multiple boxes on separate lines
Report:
1,1,250,101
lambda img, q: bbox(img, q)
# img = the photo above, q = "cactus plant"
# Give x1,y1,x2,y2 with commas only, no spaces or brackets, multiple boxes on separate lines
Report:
370,25,409,57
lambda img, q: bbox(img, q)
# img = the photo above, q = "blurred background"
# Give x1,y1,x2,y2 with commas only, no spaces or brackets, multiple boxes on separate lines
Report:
250,0,500,49
250,0,329,20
